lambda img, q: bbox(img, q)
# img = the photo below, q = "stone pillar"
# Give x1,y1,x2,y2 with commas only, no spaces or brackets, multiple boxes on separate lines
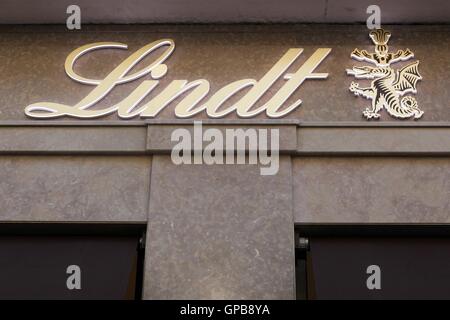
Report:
143,155,295,299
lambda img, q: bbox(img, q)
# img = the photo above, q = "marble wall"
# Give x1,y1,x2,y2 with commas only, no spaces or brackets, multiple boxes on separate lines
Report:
143,155,295,299
0,154,449,299
0,156,151,222
0,24,448,122
293,157,450,223
0,23,448,300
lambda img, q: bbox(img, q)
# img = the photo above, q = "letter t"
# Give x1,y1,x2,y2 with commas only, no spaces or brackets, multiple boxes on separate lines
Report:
264,48,331,118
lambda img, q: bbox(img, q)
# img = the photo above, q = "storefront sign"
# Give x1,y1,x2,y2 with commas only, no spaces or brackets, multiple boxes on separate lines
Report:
23,29,423,121
24,40,331,119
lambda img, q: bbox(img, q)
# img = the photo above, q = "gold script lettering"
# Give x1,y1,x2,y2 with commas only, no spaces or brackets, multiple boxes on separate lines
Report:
24,40,331,119
25,39,175,118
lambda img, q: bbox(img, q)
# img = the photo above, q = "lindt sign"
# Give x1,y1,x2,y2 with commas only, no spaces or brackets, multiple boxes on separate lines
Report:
24,39,331,119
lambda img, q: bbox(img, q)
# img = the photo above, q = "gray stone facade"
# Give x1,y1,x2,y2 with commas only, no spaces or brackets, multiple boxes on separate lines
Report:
0,24,449,299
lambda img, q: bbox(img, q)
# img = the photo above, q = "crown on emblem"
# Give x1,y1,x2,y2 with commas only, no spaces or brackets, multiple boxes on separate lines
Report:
369,29,391,46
